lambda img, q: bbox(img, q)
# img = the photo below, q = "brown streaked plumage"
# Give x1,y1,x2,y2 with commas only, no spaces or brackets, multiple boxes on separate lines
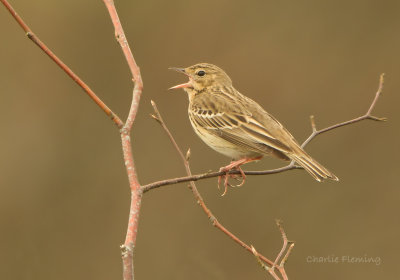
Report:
170,63,338,194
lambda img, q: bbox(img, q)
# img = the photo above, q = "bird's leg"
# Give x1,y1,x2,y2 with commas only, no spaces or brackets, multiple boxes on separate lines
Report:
218,156,262,196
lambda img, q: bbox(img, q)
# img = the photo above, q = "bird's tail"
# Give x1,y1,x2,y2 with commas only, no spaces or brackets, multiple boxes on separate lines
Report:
289,149,339,182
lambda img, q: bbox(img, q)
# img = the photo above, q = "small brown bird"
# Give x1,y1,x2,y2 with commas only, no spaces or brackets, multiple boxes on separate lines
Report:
170,63,338,195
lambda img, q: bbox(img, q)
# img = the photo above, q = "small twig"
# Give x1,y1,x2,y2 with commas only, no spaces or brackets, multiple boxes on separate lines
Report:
280,242,295,269
301,73,385,148
275,220,294,280
143,74,386,192
150,100,277,268
310,115,317,132
250,220,294,279
273,220,289,268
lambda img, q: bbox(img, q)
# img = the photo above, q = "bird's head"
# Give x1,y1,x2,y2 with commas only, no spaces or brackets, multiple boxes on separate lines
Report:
169,63,232,92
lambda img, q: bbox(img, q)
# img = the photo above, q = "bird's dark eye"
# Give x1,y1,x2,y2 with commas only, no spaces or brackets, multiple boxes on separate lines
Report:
197,70,206,76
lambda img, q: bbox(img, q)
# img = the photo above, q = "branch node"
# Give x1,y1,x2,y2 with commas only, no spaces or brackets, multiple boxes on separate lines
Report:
251,245,270,272
120,243,134,258
119,127,130,136
209,215,218,225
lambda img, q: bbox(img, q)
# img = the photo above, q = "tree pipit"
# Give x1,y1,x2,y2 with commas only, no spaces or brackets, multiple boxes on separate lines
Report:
170,63,338,195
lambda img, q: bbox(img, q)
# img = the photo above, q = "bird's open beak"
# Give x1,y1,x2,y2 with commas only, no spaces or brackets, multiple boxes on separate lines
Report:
168,67,192,90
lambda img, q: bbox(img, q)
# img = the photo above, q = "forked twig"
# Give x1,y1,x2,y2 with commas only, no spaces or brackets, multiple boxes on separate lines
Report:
143,74,386,192
251,220,294,280
301,73,386,148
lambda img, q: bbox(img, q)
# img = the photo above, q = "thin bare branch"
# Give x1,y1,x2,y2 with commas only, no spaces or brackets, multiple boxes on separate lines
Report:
142,165,301,193
0,0,124,129
143,74,386,192
150,101,279,269
275,220,294,280
273,220,289,268
280,243,295,270
301,73,385,148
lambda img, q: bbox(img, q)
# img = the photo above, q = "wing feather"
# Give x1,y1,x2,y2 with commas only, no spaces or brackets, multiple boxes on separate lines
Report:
189,89,302,156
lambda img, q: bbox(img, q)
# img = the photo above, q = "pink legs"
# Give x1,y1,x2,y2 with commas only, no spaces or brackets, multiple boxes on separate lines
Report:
218,156,262,196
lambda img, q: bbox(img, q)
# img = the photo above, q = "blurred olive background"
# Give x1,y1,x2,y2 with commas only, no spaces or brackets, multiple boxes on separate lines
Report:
1,0,399,279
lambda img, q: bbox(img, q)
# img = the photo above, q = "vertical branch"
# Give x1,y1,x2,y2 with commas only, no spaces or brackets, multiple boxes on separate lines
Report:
120,135,142,280
103,1,143,280
103,0,143,131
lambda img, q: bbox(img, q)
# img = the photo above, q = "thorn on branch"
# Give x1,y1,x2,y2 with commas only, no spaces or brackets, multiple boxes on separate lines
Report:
150,100,164,124
368,116,387,122
186,148,191,161
310,115,317,132
150,114,161,124
379,73,385,87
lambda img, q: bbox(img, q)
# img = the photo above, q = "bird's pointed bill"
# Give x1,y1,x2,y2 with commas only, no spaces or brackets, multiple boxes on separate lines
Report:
168,67,192,90
169,82,192,90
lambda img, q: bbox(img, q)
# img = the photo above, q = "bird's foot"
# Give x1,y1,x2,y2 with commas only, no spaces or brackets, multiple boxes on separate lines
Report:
218,156,262,196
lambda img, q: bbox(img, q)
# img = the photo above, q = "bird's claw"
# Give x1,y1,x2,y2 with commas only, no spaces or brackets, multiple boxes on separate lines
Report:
218,167,246,196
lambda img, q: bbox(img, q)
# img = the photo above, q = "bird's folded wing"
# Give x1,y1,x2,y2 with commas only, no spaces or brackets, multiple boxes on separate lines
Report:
190,105,293,155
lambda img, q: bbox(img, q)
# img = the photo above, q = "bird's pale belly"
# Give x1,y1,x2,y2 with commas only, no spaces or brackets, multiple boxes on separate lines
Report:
192,125,262,160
